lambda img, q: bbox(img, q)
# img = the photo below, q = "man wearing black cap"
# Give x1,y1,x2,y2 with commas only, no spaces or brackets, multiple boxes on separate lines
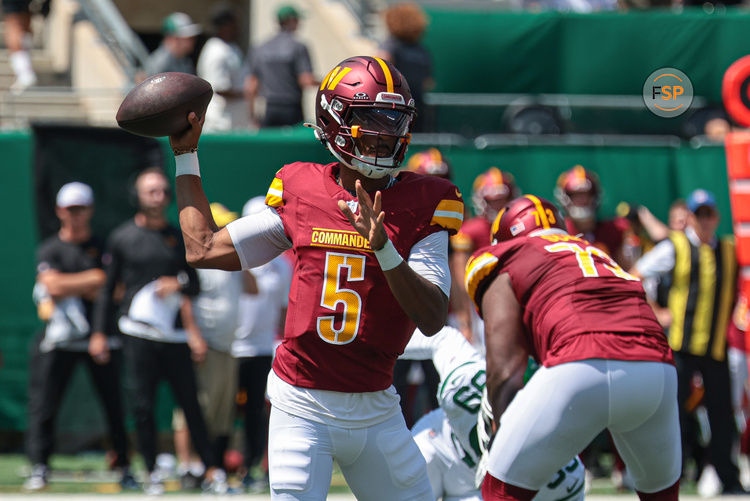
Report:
245,4,316,127
25,182,133,491
634,189,743,494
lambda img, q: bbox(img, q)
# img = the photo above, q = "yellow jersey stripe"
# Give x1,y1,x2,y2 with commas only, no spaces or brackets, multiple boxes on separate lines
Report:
667,232,691,351
435,199,464,214
432,216,463,232
327,67,352,90
712,238,736,361
265,178,284,207
689,244,716,355
373,57,394,93
465,252,500,310
525,194,550,229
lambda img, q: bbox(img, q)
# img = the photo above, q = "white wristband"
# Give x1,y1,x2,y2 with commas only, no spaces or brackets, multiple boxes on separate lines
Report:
374,239,403,271
175,152,200,177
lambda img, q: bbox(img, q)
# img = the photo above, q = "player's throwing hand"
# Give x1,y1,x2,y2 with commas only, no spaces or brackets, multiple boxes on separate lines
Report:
169,112,204,154
338,179,389,250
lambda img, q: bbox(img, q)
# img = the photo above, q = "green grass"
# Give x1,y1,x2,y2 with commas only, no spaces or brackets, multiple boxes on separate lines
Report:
0,453,353,495
0,452,698,496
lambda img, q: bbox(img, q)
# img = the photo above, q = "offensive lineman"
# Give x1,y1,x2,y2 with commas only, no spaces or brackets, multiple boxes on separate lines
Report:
402,325,585,501
170,56,464,500
465,195,680,500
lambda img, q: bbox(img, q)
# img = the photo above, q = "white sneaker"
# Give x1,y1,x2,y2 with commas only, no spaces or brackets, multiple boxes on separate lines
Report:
22,464,48,492
144,471,165,496
202,468,230,495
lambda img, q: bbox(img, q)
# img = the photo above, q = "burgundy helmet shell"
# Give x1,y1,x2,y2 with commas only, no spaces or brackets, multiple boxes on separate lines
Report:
313,56,416,179
554,165,601,221
406,148,452,179
471,167,520,219
490,195,566,244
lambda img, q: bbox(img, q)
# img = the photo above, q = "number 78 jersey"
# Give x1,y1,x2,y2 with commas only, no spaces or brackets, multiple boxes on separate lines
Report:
268,162,464,393
465,230,673,368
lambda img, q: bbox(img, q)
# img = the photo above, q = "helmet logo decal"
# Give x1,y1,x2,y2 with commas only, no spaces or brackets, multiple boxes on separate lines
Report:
373,57,394,93
320,66,352,91
320,66,339,91
353,92,370,100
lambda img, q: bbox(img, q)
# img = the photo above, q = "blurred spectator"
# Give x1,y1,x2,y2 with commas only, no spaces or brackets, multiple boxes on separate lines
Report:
197,5,248,131
377,2,434,132
2,0,50,91
617,199,689,265
173,203,242,489
634,189,744,494
145,12,201,76
704,117,732,143
25,182,133,492
91,168,226,495
231,196,292,492
554,165,631,268
244,4,316,127
451,167,519,348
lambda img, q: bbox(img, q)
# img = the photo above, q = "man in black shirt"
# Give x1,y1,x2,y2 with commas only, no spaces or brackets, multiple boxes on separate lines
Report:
26,182,132,491
91,168,226,494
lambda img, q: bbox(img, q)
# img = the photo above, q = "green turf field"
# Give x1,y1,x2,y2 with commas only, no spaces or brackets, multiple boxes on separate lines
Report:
0,452,706,497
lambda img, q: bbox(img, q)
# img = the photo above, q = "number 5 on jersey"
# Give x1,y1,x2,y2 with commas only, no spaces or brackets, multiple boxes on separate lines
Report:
318,252,365,344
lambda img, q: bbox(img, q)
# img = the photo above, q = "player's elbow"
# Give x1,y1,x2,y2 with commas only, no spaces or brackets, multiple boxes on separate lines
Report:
419,317,446,337
185,244,212,268
416,296,449,336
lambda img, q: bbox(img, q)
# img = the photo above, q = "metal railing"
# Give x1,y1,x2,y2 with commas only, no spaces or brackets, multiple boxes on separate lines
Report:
75,0,149,84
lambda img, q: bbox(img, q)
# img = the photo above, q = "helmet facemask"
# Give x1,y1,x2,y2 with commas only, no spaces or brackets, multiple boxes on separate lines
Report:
319,94,414,179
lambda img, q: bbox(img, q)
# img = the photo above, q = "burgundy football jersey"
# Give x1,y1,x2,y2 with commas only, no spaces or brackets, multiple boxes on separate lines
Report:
466,231,673,367
565,218,625,260
265,162,464,392
451,216,491,253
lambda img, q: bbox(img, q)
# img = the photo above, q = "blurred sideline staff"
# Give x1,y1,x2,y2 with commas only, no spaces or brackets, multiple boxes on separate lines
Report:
26,182,132,491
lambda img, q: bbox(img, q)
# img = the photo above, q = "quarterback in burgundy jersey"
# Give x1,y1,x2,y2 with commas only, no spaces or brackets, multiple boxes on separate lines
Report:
465,195,680,501
170,56,463,500
268,161,462,392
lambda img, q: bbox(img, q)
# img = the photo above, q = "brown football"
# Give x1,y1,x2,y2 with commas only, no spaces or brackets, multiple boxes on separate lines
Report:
116,72,213,137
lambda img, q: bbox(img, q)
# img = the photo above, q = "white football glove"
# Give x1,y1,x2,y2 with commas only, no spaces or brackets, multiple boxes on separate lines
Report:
475,387,497,489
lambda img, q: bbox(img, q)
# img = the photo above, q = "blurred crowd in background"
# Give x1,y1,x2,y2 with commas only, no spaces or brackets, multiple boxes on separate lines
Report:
2,0,750,497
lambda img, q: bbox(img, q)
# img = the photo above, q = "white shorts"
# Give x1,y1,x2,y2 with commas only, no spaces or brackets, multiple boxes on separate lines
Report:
268,405,433,501
487,359,681,494
412,408,584,501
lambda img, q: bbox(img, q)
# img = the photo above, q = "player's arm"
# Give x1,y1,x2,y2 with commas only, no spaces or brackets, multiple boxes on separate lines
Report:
170,112,241,271
339,180,448,335
481,272,529,421
37,268,106,301
450,248,474,340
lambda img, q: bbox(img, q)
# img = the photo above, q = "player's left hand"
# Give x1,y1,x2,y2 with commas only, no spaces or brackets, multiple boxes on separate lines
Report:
187,332,207,363
155,276,181,298
169,111,204,154
338,179,389,250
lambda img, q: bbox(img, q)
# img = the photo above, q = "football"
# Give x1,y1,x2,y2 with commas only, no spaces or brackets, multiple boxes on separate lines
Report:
116,72,213,137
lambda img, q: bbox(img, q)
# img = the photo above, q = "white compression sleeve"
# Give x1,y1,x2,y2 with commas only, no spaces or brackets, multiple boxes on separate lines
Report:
407,231,451,298
225,207,292,269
